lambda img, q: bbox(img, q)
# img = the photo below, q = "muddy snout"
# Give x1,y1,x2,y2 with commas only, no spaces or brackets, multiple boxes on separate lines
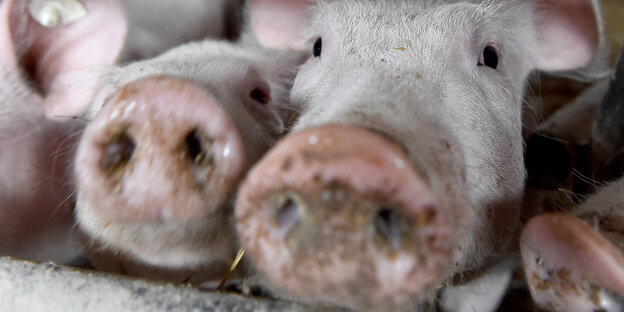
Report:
75,76,246,222
235,124,453,310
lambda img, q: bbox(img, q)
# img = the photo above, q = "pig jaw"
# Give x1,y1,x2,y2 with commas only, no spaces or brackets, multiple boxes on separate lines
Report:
236,125,456,311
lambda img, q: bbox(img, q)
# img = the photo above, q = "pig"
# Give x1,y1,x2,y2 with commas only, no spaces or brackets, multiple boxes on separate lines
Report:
0,0,126,263
233,0,602,310
520,44,624,312
73,34,306,283
521,178,624,312
121,0,244,61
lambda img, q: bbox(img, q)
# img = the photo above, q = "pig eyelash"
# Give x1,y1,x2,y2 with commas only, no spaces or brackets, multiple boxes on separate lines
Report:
478,45,499,69
313,37,322,57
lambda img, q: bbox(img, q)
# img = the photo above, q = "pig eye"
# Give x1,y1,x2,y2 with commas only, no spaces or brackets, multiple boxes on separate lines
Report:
313,37,322,57
479,46,499,69
250,87,270,105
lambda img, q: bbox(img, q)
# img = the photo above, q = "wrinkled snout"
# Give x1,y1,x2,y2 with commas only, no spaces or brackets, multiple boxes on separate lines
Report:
235,124,453,310
75,76,246,222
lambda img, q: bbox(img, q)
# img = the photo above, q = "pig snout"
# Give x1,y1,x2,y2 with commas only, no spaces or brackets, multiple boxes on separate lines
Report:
75,76,246,222
235,124,453,310
521,213,624,312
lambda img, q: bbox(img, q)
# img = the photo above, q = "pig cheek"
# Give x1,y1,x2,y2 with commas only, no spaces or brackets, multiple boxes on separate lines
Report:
289,58,325,112
436,78,524,267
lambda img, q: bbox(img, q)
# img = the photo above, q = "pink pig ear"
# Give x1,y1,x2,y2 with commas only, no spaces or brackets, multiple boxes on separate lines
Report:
534,0,600,72
0,0,127,119
248,0,314,51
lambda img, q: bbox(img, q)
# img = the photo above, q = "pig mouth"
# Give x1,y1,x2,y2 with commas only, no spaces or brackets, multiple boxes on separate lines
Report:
76,195,239,270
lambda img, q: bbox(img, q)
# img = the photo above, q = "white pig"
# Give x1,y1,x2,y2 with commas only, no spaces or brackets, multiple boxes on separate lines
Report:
234,0,602,310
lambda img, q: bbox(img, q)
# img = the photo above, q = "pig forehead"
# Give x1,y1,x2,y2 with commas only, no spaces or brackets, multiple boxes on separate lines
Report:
313,0,528,50
120,48,263,92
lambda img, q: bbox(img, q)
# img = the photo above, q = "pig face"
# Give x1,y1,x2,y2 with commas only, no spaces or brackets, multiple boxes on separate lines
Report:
290,0,536,267
74,39,305,273
236,0,600,310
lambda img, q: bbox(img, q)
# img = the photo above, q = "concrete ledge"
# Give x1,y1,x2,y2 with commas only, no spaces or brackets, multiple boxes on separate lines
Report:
0,257,347,312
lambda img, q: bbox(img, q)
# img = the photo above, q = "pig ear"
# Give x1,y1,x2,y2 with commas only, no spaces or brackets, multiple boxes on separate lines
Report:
0,0,127,118
534,0,599,72
248,0,314,51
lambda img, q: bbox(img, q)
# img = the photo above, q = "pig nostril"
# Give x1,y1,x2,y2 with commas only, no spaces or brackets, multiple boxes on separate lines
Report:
99,132,135,172
184,129,213,167
375,207,402,251
275,194,303,235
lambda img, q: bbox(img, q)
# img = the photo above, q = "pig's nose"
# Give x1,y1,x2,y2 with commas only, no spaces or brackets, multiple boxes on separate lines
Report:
235,124,453,310
75,76,246,222
521,213,624,312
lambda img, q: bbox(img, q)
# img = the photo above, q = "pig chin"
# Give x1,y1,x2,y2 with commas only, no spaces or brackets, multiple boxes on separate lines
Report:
76,191,237,269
